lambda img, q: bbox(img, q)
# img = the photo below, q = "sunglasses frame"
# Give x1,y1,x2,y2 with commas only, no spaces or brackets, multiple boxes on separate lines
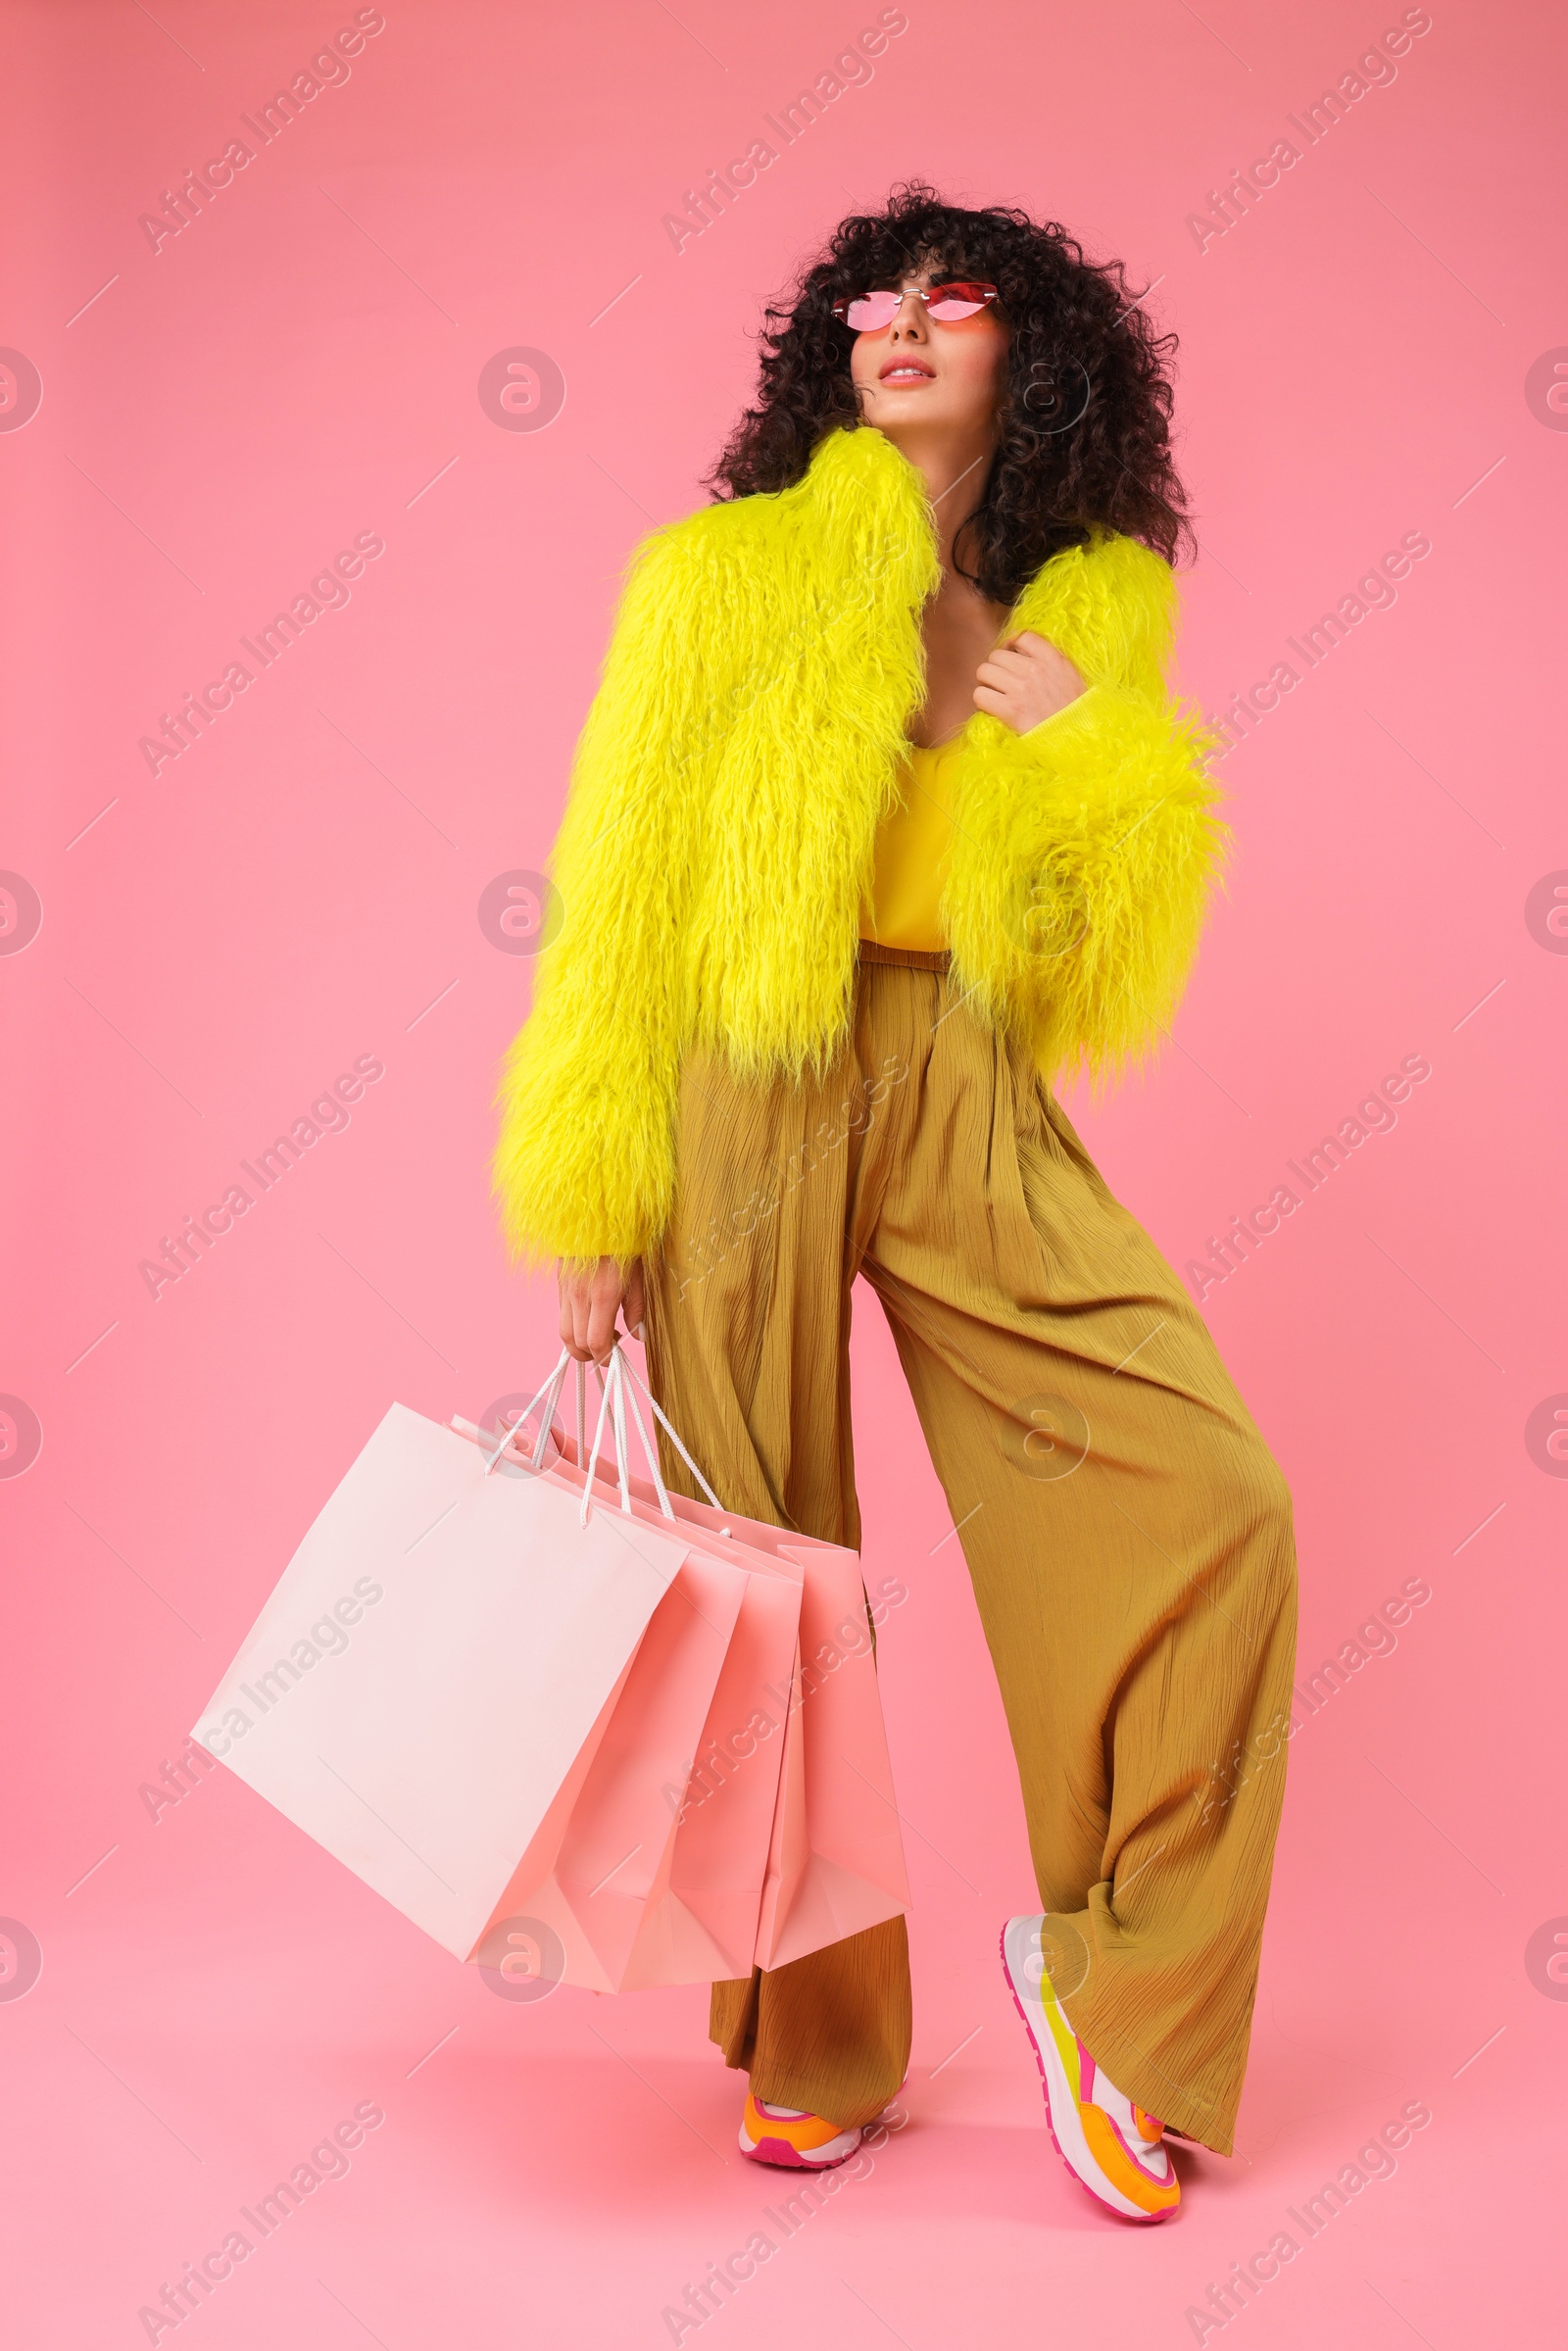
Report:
830,279,1002,330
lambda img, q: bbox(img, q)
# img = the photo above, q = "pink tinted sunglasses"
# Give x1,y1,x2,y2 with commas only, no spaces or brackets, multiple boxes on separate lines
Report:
831,279,1001,330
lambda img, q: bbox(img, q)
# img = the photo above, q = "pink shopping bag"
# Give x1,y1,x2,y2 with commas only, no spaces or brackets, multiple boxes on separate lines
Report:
471,1543,778,1989
470,1348,910,1977
454,1350,808,1986
606,1351,910,1967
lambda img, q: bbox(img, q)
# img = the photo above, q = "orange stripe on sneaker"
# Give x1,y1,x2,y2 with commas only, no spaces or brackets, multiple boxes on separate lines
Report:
744,2098,841,2154
1079,2105,1181,2217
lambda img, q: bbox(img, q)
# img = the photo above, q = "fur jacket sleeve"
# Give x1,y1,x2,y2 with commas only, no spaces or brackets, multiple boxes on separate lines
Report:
489,524,715,1269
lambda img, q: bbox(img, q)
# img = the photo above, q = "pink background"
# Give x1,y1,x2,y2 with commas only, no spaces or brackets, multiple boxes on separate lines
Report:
2,0,1563,2342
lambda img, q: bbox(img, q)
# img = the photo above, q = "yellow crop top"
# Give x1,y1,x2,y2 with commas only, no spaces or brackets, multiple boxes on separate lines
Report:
858,736,964,953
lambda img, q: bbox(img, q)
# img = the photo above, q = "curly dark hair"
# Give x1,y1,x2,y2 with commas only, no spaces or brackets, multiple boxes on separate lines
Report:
705,181,1193,604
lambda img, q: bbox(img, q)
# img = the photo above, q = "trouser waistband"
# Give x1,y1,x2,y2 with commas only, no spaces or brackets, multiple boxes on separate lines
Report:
855,939,952,972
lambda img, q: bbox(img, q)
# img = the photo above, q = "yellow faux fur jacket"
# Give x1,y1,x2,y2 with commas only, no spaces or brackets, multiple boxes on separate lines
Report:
492,423,1223,1265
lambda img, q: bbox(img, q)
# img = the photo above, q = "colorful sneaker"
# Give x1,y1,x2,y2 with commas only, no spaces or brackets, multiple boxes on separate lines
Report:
738,2092,862,2170
1001,1915,1180,2222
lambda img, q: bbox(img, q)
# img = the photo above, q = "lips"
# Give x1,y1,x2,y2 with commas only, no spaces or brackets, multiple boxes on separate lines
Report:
878,359,935,383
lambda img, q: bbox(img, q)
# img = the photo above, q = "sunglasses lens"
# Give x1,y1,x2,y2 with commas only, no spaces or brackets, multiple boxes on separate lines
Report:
925,284,993,318
839,283,996,327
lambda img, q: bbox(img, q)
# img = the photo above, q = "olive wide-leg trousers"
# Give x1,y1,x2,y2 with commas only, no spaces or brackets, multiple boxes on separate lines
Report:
640,946,1298,2155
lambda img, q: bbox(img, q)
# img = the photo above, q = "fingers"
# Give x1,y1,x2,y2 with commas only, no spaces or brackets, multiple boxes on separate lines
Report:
558,1258,605,1362
997,633,1086,693
584,1257,624,1365
980,634,1070,682
557,1261,586,1360
975,647,1031,691
558,1255,643,1364
974,632,1087,734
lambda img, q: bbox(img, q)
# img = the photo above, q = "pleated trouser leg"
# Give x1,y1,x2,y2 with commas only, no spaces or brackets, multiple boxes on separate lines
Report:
641,955,1297,2153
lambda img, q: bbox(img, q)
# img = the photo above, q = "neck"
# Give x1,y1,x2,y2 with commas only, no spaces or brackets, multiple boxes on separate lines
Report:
879,427,997,582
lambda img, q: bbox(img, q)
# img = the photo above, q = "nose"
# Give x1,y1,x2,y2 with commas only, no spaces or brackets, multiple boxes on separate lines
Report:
889,289,930,340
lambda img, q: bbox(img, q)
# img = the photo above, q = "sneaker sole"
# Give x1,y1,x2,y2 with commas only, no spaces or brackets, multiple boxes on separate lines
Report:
999,1920,1174,2225
739,2123,861,2170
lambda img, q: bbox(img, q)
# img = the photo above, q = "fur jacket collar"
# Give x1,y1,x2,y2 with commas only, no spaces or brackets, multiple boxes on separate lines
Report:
494,423,1222,1263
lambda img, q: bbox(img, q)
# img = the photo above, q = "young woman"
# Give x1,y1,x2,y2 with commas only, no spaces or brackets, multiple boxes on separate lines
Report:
493,186,1297,2224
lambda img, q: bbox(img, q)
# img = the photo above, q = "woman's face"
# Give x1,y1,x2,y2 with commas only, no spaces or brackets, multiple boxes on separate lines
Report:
848,266,1010,447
